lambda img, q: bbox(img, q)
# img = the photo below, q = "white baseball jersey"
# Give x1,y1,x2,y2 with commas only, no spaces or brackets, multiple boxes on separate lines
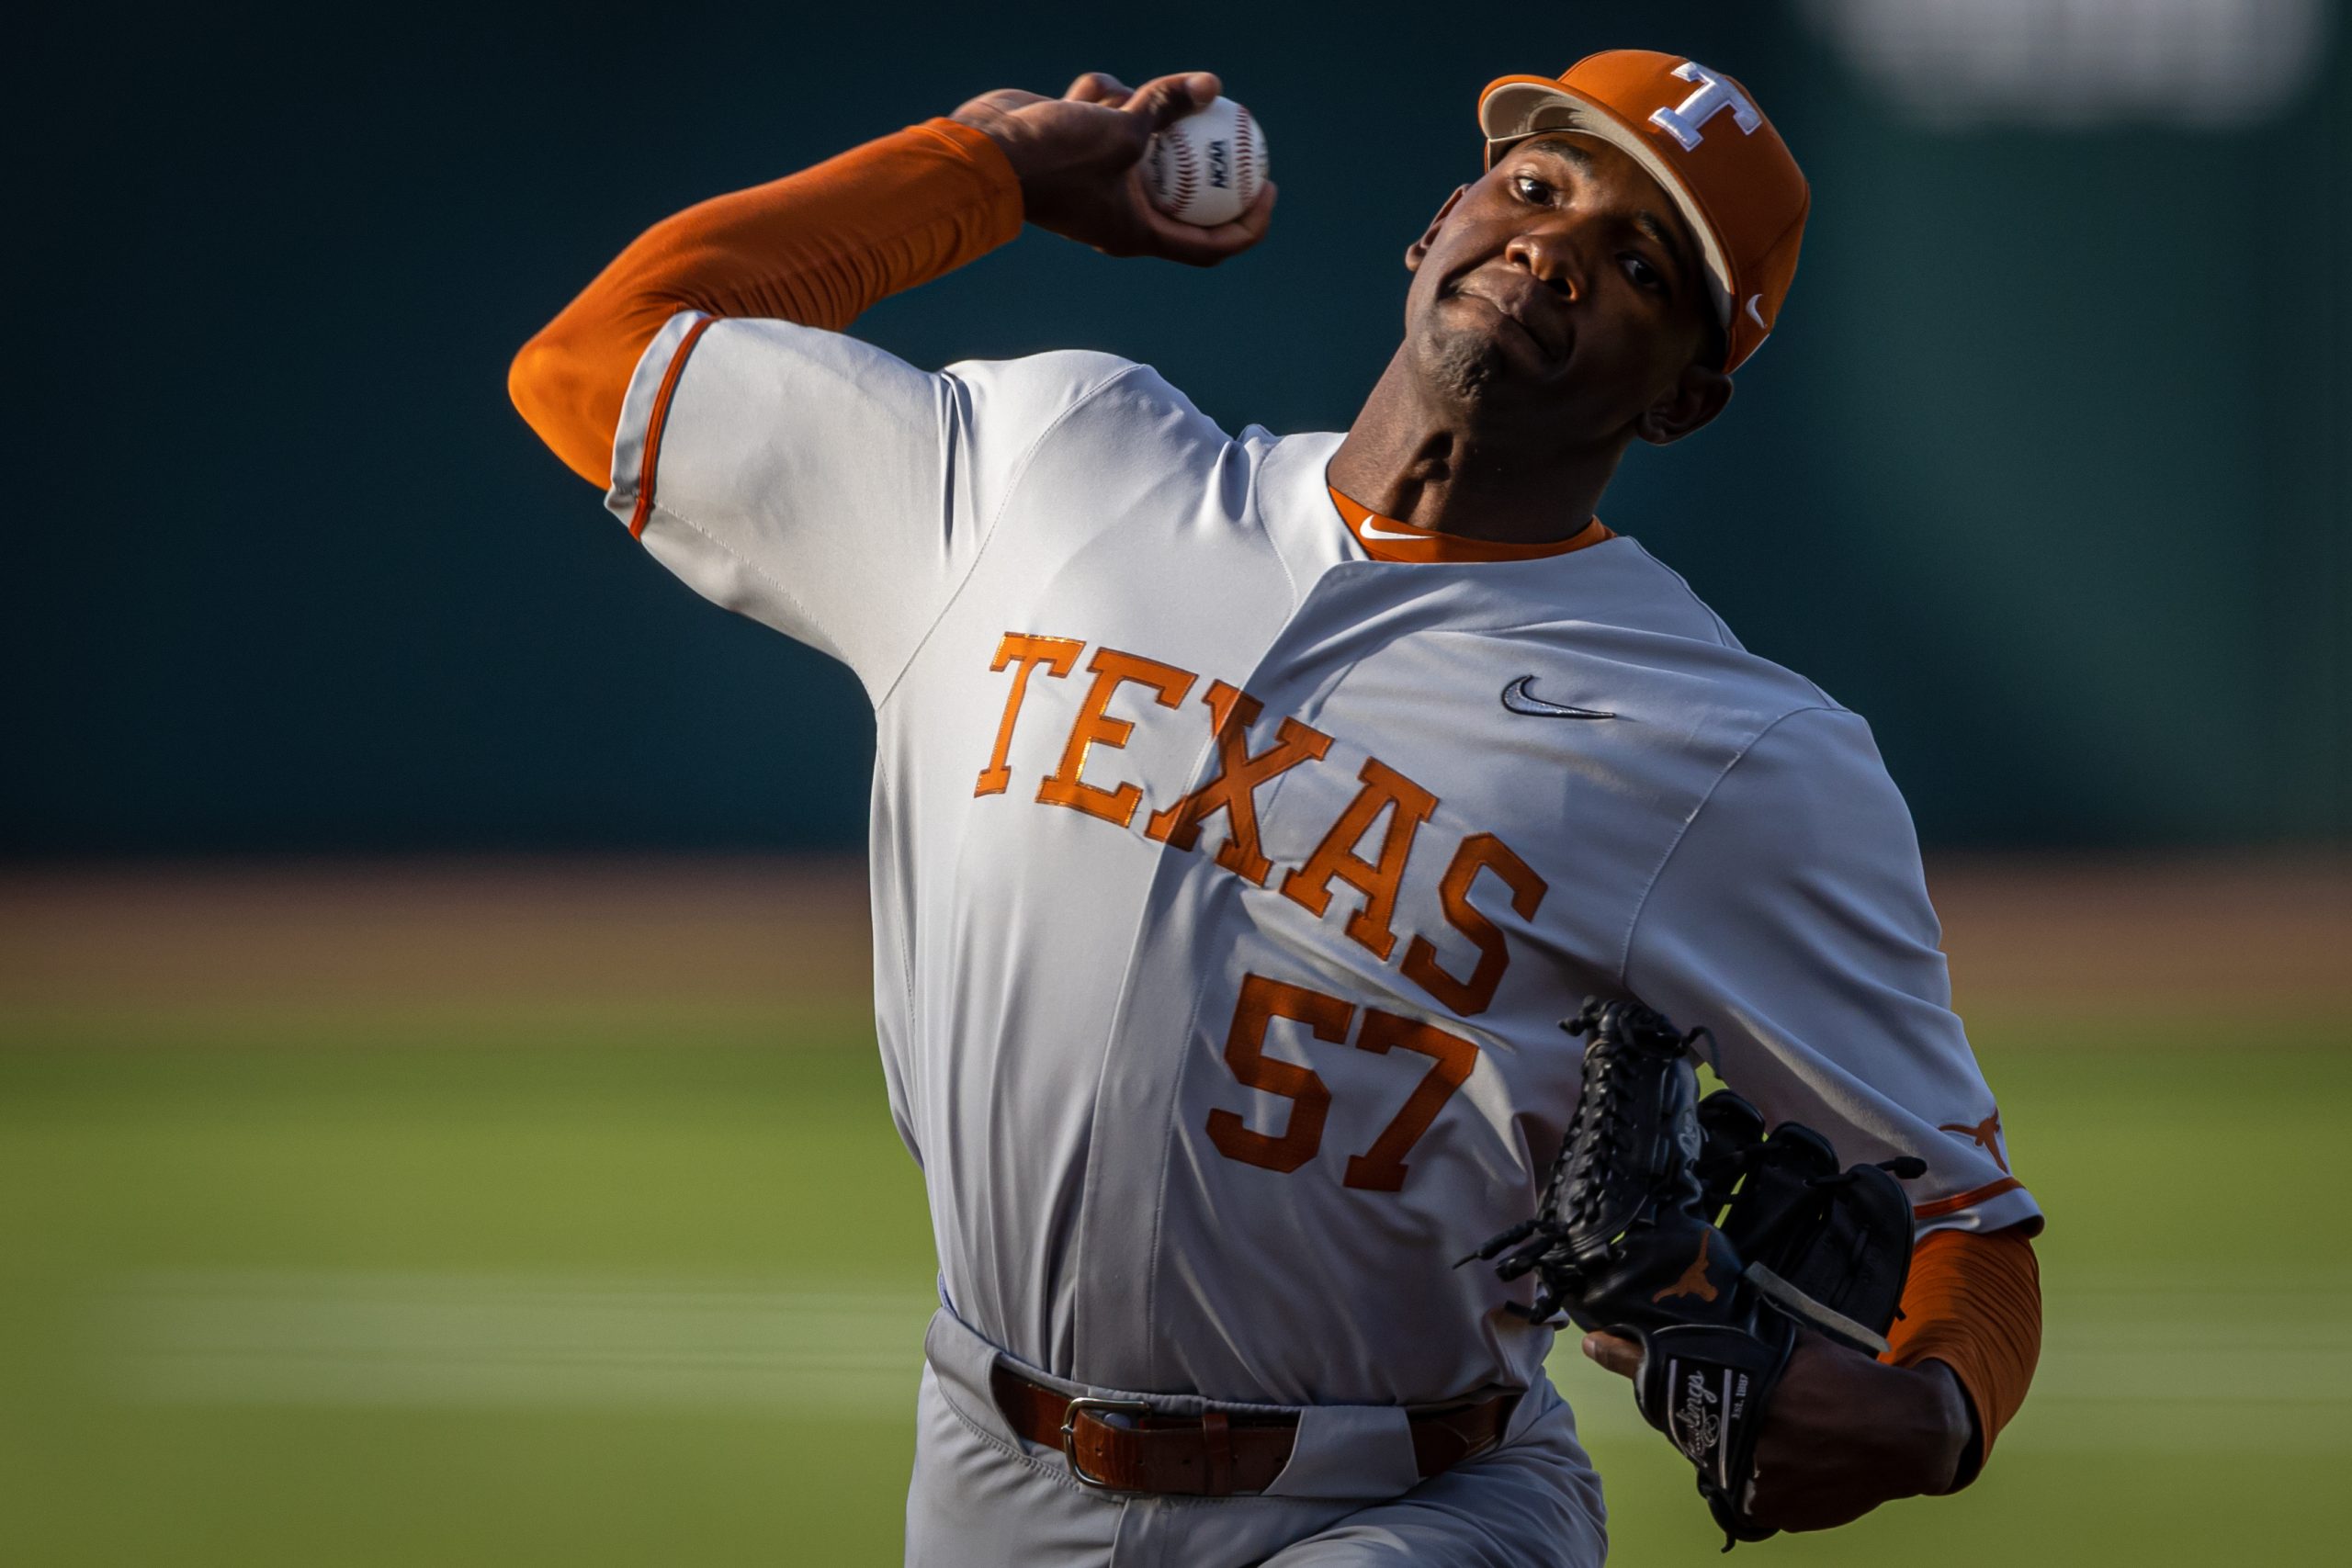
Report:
607,310,2041,1411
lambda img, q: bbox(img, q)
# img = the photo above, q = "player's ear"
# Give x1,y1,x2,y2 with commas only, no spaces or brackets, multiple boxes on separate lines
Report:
1406,187,1467,272
1634,363,1734,447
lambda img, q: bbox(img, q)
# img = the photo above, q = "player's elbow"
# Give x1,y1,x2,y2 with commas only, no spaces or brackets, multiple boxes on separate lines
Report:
508,323,619,491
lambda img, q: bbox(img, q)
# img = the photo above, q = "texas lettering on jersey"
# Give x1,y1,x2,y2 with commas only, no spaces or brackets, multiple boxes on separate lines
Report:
977,631,1544,1016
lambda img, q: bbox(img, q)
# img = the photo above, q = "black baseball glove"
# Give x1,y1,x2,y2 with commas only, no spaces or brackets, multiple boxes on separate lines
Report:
1466,997,1924,1549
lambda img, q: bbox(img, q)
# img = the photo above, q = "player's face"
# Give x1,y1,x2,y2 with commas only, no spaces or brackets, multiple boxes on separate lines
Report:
1402,134,1728,447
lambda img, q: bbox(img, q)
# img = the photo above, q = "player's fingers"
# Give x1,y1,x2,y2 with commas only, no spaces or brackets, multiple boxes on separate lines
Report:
1065,71,1131,107
950,86,1051,122
1217,179,1279,246
1134,214,1248,266
1136,180,1278,267
1581,1332,1642,1380
1121,71,1221,134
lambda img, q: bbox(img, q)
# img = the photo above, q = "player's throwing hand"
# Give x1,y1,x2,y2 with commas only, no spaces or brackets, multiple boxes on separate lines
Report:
950,71,1276,266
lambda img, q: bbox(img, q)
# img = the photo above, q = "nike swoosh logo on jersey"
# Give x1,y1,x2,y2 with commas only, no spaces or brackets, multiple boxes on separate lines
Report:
1500,676,1616,720
1355,516,1432,543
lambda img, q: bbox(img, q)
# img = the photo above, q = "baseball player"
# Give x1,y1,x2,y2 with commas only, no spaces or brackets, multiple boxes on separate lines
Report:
512,51,2042,1565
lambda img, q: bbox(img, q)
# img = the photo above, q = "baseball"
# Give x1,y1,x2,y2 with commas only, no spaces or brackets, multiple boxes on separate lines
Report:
1142,96,1267,227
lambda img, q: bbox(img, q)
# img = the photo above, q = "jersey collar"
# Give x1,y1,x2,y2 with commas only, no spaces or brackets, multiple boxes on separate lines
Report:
1329,486,1616,564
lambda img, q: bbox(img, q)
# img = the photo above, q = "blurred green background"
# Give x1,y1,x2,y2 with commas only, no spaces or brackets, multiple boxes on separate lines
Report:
2,1007,2345,1565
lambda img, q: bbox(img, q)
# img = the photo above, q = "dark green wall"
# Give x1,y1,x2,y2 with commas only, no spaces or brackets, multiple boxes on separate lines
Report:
13,1,2346,854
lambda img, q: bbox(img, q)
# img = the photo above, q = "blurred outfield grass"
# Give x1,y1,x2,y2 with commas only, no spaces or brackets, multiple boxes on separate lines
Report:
2,865,2347,1565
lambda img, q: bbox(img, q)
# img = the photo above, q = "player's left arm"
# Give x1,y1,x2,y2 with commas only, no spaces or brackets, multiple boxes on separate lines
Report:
1607,704,2044,1530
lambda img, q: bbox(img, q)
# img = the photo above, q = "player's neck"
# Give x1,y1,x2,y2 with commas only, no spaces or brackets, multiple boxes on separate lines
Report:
1329,351,1623,543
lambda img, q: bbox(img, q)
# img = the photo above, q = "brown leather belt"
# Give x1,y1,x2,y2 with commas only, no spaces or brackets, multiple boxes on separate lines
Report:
991,1364,1521,1497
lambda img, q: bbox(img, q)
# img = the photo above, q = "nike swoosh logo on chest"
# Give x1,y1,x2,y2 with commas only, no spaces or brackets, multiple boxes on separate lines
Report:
1500,675,1616,720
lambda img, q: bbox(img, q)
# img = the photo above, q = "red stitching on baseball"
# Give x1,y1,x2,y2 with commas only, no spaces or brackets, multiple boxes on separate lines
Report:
1235,106,1256,205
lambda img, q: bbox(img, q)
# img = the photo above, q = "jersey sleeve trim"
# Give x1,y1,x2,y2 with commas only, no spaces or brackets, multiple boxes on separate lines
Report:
621,312,718,538
1913,1177,2023,1222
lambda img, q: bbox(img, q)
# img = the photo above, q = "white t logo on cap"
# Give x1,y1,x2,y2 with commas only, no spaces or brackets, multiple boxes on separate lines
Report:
1648,61,1761,152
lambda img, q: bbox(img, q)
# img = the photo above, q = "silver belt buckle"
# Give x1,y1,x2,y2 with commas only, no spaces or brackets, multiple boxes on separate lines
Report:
1059,1395,1156,1490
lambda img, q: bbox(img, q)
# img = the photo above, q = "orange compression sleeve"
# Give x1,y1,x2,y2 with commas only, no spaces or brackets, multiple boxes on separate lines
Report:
508,118,1024,488
1883,1224,2042,1488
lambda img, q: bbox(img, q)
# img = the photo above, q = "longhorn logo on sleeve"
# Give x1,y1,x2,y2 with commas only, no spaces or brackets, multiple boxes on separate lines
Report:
1938,1111,2008,1172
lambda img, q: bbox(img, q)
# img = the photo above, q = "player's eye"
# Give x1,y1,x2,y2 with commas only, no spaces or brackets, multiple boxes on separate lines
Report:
1623,254,1667,294
1512,174,1550,204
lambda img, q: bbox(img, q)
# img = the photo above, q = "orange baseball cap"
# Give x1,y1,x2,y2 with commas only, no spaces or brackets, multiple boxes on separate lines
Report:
1478,51,1809,370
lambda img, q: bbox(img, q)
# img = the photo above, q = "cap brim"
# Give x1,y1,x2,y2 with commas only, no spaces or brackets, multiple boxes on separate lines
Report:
1478,76,1735,334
